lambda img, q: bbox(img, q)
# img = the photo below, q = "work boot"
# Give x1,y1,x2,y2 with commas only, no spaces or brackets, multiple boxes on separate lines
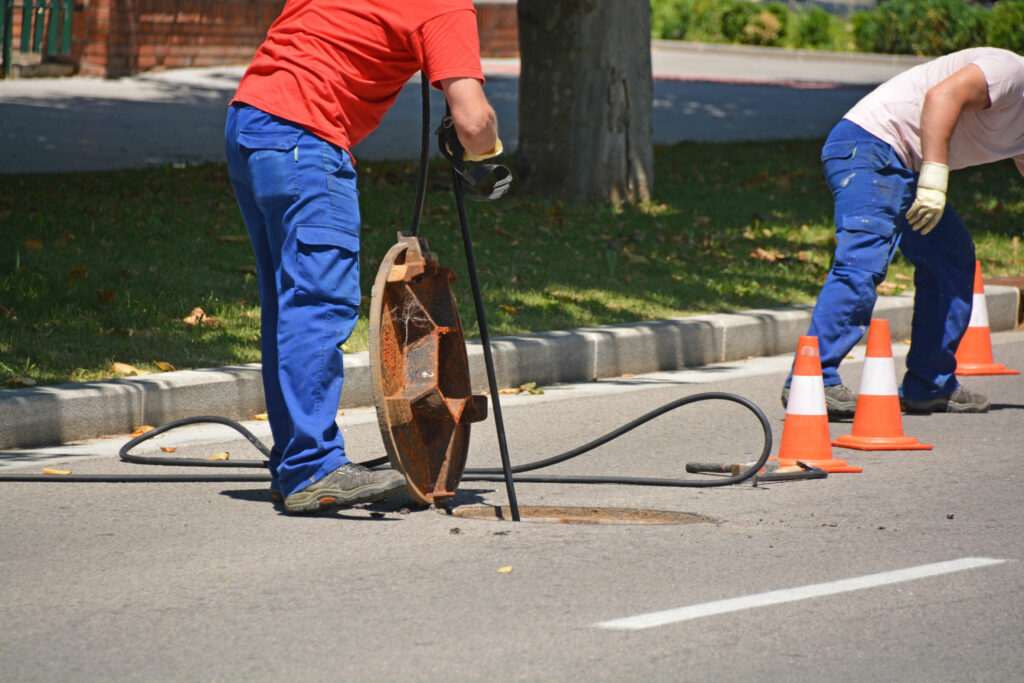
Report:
284,463,406,514
902,386,990,414
781,383,858,418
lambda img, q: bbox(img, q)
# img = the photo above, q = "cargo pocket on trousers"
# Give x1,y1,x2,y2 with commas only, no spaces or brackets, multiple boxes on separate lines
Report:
237,129,300,154
292,224,361,307
835,215,896,276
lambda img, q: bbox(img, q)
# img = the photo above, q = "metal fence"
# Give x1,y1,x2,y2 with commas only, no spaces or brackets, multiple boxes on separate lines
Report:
1,0,74,77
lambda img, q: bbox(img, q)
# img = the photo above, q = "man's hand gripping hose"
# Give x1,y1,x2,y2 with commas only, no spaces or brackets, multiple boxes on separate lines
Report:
436,114,512,202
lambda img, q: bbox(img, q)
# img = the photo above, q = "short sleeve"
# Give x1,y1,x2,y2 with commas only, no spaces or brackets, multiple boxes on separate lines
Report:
973,51,1024,110
407,10,485,87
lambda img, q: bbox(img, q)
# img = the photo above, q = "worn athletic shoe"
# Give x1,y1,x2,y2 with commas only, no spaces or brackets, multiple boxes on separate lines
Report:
283,463,406,514
781,383,858,418
902,386,990,414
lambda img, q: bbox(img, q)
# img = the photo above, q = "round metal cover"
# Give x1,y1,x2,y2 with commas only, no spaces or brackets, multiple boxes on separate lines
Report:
369,233,487,507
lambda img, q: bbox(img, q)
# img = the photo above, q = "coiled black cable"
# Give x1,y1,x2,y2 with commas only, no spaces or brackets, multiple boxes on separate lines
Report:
0,391,772,487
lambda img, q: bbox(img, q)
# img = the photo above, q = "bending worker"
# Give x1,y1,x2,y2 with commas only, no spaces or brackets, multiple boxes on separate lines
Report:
784,47,1024,417
224,1,502,514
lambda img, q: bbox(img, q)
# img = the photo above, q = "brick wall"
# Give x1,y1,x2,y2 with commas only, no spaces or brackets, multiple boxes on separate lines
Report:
476,1,519,58
71,0,286,77
8,0,518,78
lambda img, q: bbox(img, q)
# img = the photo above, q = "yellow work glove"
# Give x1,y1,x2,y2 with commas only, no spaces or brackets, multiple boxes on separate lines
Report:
464,137,503,162
905,161,949,235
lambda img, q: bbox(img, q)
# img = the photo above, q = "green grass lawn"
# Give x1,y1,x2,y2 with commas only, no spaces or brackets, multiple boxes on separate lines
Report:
2,139,1021,387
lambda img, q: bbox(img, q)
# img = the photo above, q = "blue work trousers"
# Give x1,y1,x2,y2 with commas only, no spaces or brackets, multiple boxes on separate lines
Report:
805,119,975,401
224,103,361,497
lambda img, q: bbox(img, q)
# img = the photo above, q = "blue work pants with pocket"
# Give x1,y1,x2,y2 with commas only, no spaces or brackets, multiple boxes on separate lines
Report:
802,119,975,401
224,103,360,498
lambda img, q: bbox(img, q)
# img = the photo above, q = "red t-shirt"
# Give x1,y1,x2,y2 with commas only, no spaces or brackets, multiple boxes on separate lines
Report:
232,0,484,151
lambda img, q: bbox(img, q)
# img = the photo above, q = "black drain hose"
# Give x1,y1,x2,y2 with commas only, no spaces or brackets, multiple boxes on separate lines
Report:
463,391,772,488
0,391,774,488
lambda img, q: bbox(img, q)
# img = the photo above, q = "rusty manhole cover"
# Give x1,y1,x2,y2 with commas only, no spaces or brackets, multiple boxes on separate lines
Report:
369,232,486,507
443,505,715,525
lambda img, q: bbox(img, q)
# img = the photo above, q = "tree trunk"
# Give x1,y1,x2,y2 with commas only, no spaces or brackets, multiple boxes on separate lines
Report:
516,0,653,204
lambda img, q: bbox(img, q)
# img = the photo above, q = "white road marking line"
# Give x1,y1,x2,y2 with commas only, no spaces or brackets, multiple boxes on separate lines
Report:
595,557,1007,630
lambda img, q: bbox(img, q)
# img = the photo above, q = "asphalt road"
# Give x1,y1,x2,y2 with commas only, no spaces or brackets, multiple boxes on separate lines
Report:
0,43,909,174
2,333,1022,681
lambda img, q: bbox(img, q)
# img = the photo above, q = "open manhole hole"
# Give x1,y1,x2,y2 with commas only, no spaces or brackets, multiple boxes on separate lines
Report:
443,505,715,525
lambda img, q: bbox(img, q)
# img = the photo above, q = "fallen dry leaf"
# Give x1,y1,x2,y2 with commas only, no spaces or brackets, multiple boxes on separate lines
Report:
181,306,219,327
130,425,154,437
254,412,269,421
182,307,206,326
215,235,248,244
750,247,784,262
498,382,543,395
153,361,176,372
206,452,230,461
621,250,649,264
4,377,36,388
97,289,117,305
111,362,140,376
497,566,513,574
42,468,72,475
24,238,43,251
160,446,177,453
744,170,770,187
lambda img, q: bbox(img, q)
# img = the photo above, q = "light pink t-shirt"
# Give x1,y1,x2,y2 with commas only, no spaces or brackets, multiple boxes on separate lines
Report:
844,47,1024,171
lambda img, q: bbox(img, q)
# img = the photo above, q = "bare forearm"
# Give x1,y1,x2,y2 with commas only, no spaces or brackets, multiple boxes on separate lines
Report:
441,77,499,156
918,64,990,165
919,91,961,165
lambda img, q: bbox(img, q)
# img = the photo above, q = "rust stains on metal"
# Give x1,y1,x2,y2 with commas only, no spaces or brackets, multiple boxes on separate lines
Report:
369,233,487,506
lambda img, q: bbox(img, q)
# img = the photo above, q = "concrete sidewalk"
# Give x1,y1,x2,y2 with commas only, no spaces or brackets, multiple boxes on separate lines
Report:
1,42,1018,451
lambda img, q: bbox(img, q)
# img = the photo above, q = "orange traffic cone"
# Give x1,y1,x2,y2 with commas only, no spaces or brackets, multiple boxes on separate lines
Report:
771,336,863,473
955,261,1019,376
833,319,932,451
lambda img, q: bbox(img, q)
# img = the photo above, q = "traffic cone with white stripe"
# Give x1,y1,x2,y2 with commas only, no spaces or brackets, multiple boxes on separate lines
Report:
771,336,863,473
955,261,1019,376
833,319,932,451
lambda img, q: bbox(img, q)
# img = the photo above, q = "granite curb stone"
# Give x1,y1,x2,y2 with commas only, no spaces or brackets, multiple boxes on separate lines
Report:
1,286,1018,450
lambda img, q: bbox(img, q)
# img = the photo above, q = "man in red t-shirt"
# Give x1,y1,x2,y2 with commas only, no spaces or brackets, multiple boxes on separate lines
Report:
224,0,502,514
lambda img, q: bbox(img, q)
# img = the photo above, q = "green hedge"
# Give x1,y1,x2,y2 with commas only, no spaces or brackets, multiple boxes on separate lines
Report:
650,0,1024,55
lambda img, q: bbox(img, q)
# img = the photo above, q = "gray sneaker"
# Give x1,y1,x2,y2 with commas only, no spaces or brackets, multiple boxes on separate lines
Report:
284,463,406,514
781,383,858,418
903,386,990,414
